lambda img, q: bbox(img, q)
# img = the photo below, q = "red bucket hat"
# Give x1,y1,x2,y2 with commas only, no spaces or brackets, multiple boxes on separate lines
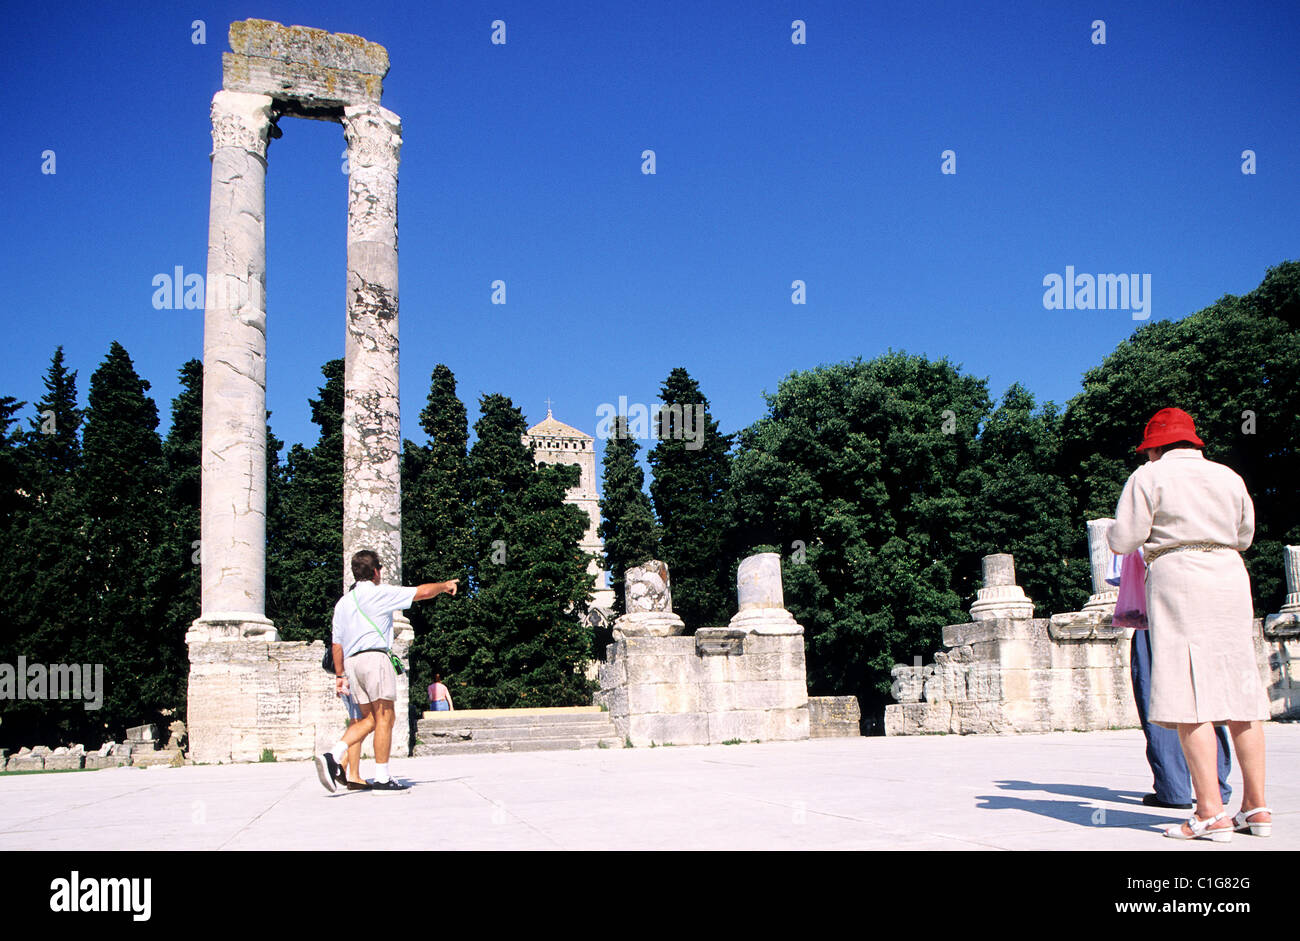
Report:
1136,407,1204,453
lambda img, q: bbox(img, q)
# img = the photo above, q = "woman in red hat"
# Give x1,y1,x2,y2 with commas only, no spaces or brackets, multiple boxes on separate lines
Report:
1108,408,1271,842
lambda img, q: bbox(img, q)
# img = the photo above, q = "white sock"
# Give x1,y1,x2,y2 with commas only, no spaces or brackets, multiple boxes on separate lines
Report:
373,762,390,783
331,742,347,764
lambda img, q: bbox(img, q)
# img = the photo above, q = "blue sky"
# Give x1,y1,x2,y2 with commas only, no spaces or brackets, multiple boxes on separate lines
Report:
2,0,1296,464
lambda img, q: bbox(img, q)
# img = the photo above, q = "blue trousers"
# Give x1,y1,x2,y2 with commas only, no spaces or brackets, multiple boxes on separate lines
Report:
1131,630,1232,804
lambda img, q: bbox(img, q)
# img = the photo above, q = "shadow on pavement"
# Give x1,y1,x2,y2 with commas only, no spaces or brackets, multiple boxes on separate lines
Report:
976,780,1181,830
994,779,1148,805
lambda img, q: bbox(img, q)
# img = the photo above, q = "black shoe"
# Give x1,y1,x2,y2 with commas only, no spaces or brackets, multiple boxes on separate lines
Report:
1143,793,1193,810
345,779,372,791
313,755,338,793
368,778,410,791
331,758,349,787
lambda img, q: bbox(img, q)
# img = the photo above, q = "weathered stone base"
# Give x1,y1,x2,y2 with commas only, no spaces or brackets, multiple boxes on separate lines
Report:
1259,623,1300,721
808,696,862,737
888,614,1300,735
186,637,409,763
595,633,809,746
886,617,1138,735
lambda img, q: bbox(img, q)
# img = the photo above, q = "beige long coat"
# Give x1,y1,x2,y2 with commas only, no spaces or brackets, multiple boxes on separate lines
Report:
1108,449,1269,726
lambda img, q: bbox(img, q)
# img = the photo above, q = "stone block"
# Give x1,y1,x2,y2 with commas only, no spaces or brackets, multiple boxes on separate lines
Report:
84,754,131,770
627,712,709,746
998,668,1052,702
1001,698,1051,733
954,700,1008,734
743,680,807,711
624,650,696,687
231,726,317,762
695,627,746,655
8,754,44,771
808,696,861,737
922,701,954,734
885,702,943,735
627,682,697,715
597,654,626,690
707,710,768,742
132,749,183,768
761,706,811,741
965,663,1003,701
596,684,628,720
890,664,923,703
45,753,84,770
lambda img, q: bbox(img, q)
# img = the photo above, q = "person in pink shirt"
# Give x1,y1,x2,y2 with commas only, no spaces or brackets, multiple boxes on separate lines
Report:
428,673,454,712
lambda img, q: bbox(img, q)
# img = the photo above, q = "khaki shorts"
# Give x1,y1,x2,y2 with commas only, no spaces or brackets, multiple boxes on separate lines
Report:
344,650,396,705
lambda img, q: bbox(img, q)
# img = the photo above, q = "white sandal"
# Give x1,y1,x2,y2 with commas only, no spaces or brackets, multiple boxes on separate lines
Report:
1163,810,1233,842
1233,807,1272,837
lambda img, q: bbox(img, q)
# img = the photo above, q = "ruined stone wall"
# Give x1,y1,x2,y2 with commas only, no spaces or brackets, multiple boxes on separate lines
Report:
885,618,1138,735
595,634,810,746
886,616,1299,736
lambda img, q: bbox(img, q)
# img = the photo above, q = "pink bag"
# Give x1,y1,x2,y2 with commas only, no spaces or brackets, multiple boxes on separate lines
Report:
1112,550,1147,629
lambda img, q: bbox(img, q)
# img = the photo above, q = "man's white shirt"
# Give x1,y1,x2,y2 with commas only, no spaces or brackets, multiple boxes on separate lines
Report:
331,581,418,658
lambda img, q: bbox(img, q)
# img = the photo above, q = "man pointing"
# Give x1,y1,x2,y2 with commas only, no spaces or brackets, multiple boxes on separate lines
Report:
314,549,457,792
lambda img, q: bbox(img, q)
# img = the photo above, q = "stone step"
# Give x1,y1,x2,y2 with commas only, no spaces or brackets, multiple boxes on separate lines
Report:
412,737,623,757
418,720,618,743
418,706,604,723
418,711,613,731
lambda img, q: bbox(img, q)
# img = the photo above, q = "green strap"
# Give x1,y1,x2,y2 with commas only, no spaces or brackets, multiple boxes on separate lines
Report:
352,589,391,652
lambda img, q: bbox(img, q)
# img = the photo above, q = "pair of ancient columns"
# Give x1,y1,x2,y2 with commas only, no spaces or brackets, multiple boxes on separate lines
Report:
193,90,404,639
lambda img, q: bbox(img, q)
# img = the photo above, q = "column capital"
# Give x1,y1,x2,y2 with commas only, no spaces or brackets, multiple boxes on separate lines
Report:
210,90,275,159
343,104,402,175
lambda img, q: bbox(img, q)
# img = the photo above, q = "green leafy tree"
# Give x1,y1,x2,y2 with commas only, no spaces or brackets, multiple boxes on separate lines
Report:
598,414,658,620
647,368,733,631
961,383,1086,617
1059,262,1300,614
730,353,991,714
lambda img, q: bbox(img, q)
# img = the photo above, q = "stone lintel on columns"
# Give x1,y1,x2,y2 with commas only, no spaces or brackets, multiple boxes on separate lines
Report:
223,19,388,113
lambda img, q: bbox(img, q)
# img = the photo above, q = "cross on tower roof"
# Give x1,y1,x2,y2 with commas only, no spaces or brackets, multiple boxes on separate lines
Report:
545,396,553,418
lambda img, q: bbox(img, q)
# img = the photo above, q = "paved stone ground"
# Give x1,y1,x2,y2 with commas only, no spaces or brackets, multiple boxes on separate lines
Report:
1,725,1295,850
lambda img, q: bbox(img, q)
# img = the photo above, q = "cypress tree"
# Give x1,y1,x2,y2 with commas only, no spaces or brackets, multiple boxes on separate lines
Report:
0,395,26,529
156,360,203,677
647,368,733,630
267,359,344,642
598,414,658,618
403,364,474,707
457,394,593,707
76,342,179,738
23,346,82,499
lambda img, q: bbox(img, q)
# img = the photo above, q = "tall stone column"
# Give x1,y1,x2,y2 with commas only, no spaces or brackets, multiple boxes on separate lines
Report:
341,104,405,610
1282,546,1300,614
193,90,277,641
